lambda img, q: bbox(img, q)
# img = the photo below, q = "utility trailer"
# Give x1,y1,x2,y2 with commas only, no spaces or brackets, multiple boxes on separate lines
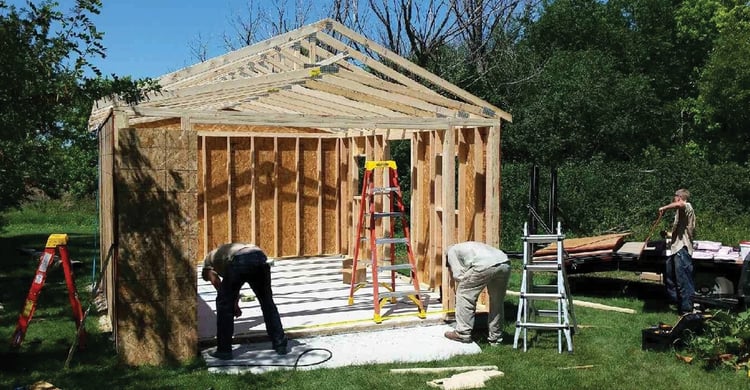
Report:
522,164,750,311
532,240,750,311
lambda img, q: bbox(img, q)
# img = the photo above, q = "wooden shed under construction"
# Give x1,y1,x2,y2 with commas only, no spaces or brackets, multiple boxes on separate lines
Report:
89,18,511,365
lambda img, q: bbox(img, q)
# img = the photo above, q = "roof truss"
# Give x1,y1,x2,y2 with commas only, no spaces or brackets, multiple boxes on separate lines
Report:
89,18,511,132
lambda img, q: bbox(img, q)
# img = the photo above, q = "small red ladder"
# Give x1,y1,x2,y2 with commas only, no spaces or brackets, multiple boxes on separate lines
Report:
347,160,426,323
10,234,86,349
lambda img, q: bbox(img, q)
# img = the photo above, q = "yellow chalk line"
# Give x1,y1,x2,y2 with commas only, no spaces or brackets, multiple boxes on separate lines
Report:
286,309,455,331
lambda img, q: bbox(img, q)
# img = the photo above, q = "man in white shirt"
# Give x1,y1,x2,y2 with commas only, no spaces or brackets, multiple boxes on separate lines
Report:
659,188,697,314
444,241,512,345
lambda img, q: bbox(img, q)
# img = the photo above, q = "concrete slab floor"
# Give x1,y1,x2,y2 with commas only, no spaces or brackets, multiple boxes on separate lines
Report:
197,256,447,346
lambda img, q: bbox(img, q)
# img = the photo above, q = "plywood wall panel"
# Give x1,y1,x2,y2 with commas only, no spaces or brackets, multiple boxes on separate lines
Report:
205,137,229,249
321,138,338,254
231,138,253,243
278,138,298,256
254,138,277,254
299,139,320,255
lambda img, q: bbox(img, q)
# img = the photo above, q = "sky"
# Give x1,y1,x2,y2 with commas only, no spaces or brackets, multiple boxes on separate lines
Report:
9,0,329,79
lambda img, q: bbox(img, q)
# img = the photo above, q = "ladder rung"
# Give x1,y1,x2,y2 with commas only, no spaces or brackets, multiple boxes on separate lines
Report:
531,285,559,293
524,234,564,243
378,264,413,272
379,290,420,299
524,263,560,271
373,212,404,219
376,237,408,245
516,322,572,330
536,309,563,317
520,292,564,300
371,187,399,194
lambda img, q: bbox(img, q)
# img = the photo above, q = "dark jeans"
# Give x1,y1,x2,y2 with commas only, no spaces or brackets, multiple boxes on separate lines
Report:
216,251,286,352
665,246,695,313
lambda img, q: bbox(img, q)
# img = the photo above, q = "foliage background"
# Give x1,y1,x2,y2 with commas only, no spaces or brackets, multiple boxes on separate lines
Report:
1,0,749,249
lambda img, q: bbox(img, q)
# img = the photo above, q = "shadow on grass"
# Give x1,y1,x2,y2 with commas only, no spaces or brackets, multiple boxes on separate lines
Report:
568,273,671,312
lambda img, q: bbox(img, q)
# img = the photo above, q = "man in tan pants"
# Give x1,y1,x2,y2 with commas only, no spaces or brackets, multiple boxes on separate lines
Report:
444,241,512,345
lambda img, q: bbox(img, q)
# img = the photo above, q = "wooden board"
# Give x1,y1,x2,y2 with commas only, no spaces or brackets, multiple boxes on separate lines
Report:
534,233,630,256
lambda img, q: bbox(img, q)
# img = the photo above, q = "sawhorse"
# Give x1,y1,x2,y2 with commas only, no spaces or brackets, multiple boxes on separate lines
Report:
10,234,86,349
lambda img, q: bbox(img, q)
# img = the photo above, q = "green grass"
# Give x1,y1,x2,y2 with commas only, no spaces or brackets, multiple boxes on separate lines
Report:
1,199,749,389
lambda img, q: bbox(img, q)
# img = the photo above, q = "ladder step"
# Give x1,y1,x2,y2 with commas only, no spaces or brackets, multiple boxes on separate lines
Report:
516,322,572,330
372,211,404,219
376,237,409,245
536,309,564,317
378,290,420,299
378,264,413,272
520,292,564,300
524,263,560,271
371,186,399,194
524,234,565,243
531,285,559,294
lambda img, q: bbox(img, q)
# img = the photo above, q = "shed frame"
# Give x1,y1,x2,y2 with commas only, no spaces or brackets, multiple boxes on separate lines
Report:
91,18,510,365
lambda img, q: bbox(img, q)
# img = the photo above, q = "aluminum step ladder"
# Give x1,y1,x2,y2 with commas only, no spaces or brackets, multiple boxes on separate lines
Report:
513,222,577,353
347,160,426,323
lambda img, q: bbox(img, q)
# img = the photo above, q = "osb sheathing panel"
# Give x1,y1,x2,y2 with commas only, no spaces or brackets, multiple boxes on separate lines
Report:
254,138,276,253
114,126,198,365
278,138,298,256
321,139,339,254
133,117,181,129
195,123,331,134
116,300,168,365
300,139,320,255
205,136,230,248
230,138,253,242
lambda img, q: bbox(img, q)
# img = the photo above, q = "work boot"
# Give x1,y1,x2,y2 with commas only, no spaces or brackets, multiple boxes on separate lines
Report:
444,330,472,343
487,337,503,346
273,337,289,355
209,349,233,360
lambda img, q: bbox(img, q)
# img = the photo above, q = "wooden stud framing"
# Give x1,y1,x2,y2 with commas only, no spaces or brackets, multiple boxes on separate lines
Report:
93,18,511,367
441,126,457,313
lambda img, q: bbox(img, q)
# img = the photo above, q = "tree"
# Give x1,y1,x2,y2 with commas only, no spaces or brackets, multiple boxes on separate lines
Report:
0,0,158,217
690,1,750,162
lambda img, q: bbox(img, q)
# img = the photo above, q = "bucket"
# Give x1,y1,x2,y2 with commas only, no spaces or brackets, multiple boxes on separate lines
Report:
740,241,750,261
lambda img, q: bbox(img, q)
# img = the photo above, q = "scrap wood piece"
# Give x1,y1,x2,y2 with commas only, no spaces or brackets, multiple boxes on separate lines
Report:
534,233,631,256
426,369,505,390
558,365,595,370
391,365,499,374
507,291,636,314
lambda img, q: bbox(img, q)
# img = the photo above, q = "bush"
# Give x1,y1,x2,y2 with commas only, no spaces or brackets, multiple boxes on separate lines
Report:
685,310,750,372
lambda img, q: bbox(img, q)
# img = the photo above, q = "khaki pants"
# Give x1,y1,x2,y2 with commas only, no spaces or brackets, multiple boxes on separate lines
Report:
453,262,511,342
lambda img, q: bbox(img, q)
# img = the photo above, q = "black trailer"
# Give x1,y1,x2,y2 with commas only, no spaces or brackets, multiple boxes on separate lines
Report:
546,240,750,311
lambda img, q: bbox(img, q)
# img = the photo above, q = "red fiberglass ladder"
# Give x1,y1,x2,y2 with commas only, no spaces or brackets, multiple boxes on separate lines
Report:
10,234,86,349
347,160,426,323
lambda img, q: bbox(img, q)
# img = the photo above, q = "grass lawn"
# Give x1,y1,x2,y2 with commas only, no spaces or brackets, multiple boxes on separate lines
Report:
1,199,748,389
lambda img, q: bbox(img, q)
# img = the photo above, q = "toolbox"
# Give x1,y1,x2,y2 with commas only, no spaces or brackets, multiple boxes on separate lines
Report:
641,312,710,351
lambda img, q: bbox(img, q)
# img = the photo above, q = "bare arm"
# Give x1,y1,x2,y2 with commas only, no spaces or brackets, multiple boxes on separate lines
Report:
206,269,242,317
659,199,685,214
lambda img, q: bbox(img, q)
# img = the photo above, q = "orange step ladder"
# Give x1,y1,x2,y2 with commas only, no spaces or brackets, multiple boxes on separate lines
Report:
10,234,86,349
347,160,426,323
